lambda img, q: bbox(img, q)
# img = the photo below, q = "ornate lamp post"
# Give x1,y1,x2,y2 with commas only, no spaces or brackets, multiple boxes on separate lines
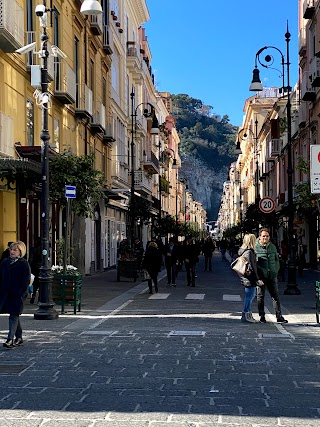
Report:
31,0,102,320
130,88,159,246
249,23,300,295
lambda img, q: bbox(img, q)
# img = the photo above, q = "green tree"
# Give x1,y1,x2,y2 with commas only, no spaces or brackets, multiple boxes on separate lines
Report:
49,151,105,218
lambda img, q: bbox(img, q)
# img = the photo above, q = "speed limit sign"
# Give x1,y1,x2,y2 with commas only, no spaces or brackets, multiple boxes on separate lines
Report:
259,197,275,213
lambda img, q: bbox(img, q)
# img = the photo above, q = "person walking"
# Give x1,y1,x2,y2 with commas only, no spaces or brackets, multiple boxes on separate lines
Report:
142,241,162,294
237,234,264,323
184,237,200,287
255,228,288,324
164,237,178,287
0,241,31,348
202,236,215,271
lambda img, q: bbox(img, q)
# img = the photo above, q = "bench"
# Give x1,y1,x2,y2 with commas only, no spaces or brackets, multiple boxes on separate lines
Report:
52,274,82,314
316,281,320,324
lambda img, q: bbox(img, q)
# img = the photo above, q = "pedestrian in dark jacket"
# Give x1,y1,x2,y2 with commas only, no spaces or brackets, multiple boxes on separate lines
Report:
202,236,215,271
237,234,264,323
0,241,31,349
255,228,288,324
163,237,179,287
184,237,200,287
142,241,162,294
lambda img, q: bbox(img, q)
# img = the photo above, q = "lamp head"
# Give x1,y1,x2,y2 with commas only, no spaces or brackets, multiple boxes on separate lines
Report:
249,67,263,91
235,140,242,155
172,158,179,169
80,0,103,15
151,114,160,135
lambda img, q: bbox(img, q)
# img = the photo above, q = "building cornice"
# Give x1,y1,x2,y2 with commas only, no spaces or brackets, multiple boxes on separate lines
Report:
131,0,150,25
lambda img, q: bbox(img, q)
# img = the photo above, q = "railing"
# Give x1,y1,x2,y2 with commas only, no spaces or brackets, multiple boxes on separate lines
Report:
0,0,24,51
112,159,129,183
76,83,93,115
92,102,106,129
160,176,170,194
54,61,76,102
134,170,152,193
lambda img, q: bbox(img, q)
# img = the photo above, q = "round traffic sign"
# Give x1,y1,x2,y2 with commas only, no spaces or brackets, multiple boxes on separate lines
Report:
259,197,275,213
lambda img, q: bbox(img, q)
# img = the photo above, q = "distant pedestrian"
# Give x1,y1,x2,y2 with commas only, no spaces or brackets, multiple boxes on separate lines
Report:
202,236,215,271
184,237,200,287
219,239,227,261
163,237,179,287
0,241,31,349
142,241,162,294
0,241,13,264
237,234,264,323
255,228,288,324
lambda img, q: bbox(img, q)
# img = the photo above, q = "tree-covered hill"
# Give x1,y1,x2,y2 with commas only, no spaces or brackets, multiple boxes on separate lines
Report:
171,94,238,220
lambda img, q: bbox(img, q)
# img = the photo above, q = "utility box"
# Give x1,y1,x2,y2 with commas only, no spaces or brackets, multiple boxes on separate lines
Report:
31,65,41,88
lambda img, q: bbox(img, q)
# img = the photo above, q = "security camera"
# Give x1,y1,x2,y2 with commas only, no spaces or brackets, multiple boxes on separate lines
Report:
35,4,46,16
51,45,67,60
15,42,37,55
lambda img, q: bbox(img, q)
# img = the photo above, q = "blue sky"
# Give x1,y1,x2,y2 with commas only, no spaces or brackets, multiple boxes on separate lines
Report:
144,0,298,127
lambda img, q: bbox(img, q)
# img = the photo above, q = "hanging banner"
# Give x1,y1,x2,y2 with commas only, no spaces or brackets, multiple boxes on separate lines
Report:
310,145,320,194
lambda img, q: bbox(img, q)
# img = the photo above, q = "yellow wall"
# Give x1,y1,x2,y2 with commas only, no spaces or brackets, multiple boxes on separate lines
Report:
0,190,17,252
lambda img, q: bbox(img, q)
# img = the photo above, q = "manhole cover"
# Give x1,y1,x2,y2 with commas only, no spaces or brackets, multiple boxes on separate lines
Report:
0,365,28,374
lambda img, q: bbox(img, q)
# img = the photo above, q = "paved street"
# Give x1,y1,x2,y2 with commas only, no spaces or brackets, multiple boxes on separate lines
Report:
1,252,320,427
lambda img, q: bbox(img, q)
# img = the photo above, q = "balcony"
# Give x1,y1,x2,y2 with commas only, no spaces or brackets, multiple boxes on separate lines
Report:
303,0,315,19
298,28,306,56
267,139,281,161
126,41,143,81
298,101,307,128
103,122,116,144
142,150,159,174
160,176,170,194
301,71,316,101
75,84,93,121
0,0,24,52
90,14,103,36
310,56,320,87
134,170,152,196
111,159,129,184
90,102,106,134
53,62,76,104
103,25,113,55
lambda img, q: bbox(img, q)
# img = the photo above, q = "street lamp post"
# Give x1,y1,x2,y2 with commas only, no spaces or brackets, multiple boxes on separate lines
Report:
33,0,102,320
130,88,158,246
249,23,300,294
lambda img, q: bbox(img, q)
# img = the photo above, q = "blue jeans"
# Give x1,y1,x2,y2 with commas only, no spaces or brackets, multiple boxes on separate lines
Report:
8,314,22,340
243,287,256,313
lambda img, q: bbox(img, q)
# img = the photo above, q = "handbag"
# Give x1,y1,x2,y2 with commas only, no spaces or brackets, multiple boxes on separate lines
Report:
230,255,251,276
141,269,151,281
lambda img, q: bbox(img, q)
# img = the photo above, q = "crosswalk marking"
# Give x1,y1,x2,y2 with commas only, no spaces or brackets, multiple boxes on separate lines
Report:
223,294,242,301
149,293,170,299
186,293,205,300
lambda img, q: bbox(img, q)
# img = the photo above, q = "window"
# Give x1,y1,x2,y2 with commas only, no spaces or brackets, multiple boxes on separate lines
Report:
74,37,80,107
26,99,34,146
53,9,60,91
53,118,60,153
90,59,95,99
102,77,107,106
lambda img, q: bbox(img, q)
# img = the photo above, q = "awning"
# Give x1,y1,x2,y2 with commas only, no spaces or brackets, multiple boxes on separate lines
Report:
104,188,129,201
0,157,41,174
15,144,58,161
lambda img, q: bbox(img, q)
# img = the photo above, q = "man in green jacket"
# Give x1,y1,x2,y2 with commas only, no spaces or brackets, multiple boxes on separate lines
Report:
255,228,288,324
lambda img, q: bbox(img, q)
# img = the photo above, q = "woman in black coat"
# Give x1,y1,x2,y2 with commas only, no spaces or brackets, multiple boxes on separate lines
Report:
0,241,31,349
142,241,162,294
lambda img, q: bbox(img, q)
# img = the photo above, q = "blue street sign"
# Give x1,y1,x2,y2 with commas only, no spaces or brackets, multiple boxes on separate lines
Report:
65,185,76,199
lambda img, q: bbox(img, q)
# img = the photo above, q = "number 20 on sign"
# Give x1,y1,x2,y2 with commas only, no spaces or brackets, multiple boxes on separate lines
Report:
259,197,275,213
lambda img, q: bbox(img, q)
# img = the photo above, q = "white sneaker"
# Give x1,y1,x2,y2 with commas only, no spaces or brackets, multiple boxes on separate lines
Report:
245,312,257,323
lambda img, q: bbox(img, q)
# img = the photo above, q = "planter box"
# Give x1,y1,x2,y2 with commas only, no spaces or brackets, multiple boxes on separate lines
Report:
52,274,82,314
117,259,138,282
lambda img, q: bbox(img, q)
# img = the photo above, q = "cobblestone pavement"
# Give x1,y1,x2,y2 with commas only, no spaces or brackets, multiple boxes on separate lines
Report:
0,252,320,426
